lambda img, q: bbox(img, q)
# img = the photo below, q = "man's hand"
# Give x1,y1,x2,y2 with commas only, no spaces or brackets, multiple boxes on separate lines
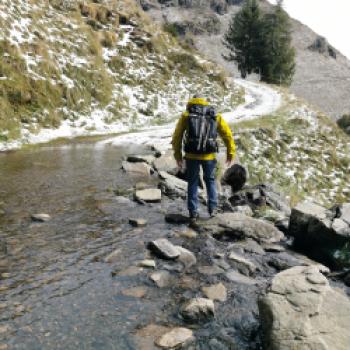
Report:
226,156,233,166
177,159,183,169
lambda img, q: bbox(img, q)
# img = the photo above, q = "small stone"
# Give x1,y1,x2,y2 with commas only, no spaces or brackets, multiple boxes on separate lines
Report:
104,249,121,263
148,239,180,260
228,251,256,275
129,218,147,227
176,246,196,268
122,161,152,176
121,286,147,298
225,270,256,285
176,228,198,239
150,270,172,288
135,188,161,202
155,327,194,349
112,266,141,277
138,259,156,268
198,265,224,275
0,325,9,334
232,205,253,216
202,283,227,302
0,344,8,350
181,298,215,322
15,305,25,315
1,273,10,279
31,213,51,222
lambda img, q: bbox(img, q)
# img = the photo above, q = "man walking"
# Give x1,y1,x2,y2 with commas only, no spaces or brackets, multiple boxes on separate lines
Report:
172,96,236,222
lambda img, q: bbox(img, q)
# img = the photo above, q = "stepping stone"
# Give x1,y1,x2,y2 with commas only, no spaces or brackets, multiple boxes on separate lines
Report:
202,283,227,302
181,298,215,323
150,270,172,288
31,213,51,222
155,327,194,349
129,218,147,227
176,246,196,268
148,239,180,260
135,188,161,202
228,251,257,275
138,259,156,268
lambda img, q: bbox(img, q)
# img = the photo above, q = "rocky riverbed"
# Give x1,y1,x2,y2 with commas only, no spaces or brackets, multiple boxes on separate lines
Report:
0,140,349,350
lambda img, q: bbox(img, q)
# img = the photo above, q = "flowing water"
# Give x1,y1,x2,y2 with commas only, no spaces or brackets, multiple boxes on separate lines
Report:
0,140,185,350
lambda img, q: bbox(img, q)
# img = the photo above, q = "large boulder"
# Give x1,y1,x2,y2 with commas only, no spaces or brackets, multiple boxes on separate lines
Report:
259,265,350,350
195,213,284,244
289,201,350,267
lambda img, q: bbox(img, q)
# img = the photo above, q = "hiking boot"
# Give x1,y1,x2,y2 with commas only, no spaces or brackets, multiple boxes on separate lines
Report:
189,212,199,224
209,208,218,218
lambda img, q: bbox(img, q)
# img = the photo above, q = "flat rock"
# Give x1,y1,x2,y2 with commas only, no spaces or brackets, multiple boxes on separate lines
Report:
121,286,147,298
196,212,284,244
153,154,177,172
263,244,285,253
122,161,152,176
150,270,172,288
135,188,161,202
148,238,180,260
138,259,156,268
104,248,121,263
176,228,198,239
202,283,227,302
129,218,147,227
228,251,256,275
31,213,51,222
155,327,194,349
259,265,350,350
176,246,196,268
225,270,256,285
181,298,215,322
198,265,224,275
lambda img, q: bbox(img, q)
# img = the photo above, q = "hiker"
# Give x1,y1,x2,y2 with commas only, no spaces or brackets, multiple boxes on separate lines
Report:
172,96,236,221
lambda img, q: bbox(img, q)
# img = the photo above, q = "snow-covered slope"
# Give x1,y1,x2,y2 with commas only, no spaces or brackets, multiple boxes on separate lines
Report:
0,0,242,150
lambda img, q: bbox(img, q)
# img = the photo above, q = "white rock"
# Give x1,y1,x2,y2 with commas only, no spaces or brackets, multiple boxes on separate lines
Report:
135,188,161,202
155,327,194,349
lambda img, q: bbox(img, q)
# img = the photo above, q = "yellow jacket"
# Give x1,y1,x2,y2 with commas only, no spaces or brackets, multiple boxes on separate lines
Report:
172,103,236,161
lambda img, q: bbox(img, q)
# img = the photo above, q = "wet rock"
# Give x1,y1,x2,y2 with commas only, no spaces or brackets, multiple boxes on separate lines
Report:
196,213,284,244
129,218,147,227
126,154,155,164
122,161,152,176
153,154,177,173
155,327,194,349
112,266,141,277
202,283,227,302
263,244,285,253
148,238,180,260
150,270,172,288
176,228,198,239
121,286,147,298
198,265,224,275
181,298,215,323
259,265,350,350
240,239,266,255
0,325,9,334
228,251,256,276
176,246,196,268
289,201,350,266
114,196,135,206
231,205,253,216
138,259,156,268
225,270,256,285
263,190,291,217
165,213,189,224
135,188,161,203
31,213,51,222
267,253,305,271
104,248,121,263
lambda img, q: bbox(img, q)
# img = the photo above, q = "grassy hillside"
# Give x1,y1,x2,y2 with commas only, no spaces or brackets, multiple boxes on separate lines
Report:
0,0,242,147
234,90,350,205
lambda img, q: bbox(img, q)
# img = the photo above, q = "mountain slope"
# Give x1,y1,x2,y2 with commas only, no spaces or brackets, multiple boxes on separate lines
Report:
145,0,350,119
0,0,242,150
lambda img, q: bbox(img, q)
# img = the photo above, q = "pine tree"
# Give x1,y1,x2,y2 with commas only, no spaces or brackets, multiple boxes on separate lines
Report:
223,0,263,78
260,0,296,86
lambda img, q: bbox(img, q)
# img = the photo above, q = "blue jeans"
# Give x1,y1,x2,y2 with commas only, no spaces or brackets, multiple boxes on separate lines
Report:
186,159,217,216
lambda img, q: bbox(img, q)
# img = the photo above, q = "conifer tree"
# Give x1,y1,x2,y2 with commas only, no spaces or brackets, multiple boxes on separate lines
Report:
223,0,263,78
260,0,295,86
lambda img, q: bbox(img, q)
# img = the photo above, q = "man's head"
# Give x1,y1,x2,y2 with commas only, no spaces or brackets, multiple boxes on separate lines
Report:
186,96,209,111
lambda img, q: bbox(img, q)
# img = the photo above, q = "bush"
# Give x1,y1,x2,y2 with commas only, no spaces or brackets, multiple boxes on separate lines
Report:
337,114,350,134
